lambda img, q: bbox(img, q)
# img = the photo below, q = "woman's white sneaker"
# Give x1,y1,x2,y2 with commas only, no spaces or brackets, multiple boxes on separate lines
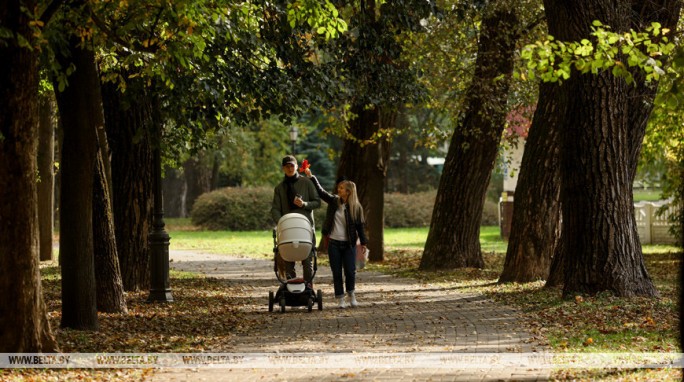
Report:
338,297,348,309
348,292,358,307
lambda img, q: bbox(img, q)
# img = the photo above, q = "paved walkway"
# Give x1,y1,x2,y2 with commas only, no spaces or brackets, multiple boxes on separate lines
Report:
151,251,549,381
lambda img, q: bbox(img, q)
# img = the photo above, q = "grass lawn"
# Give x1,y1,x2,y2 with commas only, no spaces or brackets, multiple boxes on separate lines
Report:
167,220,505,255
633,189,665,202
167,219,683,381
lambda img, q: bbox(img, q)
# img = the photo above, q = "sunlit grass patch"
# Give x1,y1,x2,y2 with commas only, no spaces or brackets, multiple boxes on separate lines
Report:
170,230,274,258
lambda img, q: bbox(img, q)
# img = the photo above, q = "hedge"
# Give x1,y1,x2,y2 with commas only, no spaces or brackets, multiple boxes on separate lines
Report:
190,186,275,231
191,187,499,231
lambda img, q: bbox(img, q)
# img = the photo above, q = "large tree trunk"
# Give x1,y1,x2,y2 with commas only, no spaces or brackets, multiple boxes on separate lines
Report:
162,166,187,218
0,0,58,351
93,141,128,313
89,78,126,312
541,0,680,289
184,154,212,215
54,118,63,229
54,38,100,330
338,105,392,262
549,0,658,297
420,4,519,270
498,82,565,282
38,94,56,262
499,2,572,283
102,80,154,292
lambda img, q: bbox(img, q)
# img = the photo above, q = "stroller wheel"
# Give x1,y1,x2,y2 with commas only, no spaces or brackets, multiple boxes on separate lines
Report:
279,296,286,313
268,291,274,312
307,297,314,312
317,289,323,311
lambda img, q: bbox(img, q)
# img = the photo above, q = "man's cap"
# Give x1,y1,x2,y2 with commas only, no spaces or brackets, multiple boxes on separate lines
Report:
282,155,297,166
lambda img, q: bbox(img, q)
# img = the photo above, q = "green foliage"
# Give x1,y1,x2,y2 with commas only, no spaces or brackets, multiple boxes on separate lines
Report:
398,0,544,149
212,118,294,187
641,45,684,239
190,186,274,231
43,0,353,164
287,0,348,39
386,156,441,193
190,186,500,231
519,21,675,84
171,115,340,189
297,126,339,190
519,17,683,240
308,0,435,144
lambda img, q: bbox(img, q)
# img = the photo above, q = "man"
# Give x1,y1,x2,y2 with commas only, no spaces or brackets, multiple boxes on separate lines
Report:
271,155,321,281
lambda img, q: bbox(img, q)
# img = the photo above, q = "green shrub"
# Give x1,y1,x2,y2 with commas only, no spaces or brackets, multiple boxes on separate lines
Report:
191,187,274,231
191,187,502,230
384,191,435,227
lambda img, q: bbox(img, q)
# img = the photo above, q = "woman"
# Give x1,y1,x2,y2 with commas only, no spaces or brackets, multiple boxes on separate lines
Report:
305,169,368,308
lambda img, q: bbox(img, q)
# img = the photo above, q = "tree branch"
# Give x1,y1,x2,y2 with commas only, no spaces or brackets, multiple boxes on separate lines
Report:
90,11,157,54
40,0,68,25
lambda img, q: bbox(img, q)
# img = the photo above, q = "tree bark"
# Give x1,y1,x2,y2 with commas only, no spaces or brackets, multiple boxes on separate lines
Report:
0,0,59,351
102,80,154,292
548,0,659,297
538,0,680,291
420,4,519,270
53,37,100,330
54,118,63,228
184,154,212,215
338,105,392,262
38,94,55,262
93,133,128,314
499,1,572,283
162,166,187,218
499,82,565,282
545,230,565,288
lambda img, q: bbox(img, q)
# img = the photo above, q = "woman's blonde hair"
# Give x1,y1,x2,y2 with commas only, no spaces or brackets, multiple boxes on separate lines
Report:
338,180,364,222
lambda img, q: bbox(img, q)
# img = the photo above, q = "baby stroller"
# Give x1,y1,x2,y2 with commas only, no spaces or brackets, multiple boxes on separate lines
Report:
268,213,323,313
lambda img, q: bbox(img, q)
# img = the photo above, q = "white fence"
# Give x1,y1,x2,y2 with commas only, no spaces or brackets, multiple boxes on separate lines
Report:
634,200,678,245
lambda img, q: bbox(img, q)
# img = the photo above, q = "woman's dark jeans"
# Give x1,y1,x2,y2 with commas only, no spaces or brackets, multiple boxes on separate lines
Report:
328,239,356,298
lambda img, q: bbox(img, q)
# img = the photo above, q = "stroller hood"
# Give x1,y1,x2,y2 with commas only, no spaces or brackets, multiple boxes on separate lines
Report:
277,213,313,262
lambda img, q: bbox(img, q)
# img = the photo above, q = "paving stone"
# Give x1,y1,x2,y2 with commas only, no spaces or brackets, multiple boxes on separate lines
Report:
148,251,550,381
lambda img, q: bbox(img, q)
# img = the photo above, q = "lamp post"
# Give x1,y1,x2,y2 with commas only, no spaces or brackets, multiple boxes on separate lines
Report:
289,126,298,155
148,127,173,302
